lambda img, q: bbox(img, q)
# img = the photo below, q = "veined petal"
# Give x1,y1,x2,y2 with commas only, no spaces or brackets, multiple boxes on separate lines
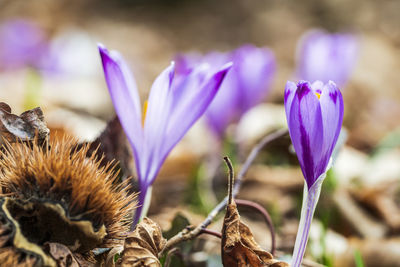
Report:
162,62,233,158
141,62,175,185
284,81,297,119
318,81,344,171
98,44,143,161
288,81,324,188
205,72,239,137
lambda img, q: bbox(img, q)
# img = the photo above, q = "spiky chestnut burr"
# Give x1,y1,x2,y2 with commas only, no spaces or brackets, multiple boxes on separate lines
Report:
0,137,137,266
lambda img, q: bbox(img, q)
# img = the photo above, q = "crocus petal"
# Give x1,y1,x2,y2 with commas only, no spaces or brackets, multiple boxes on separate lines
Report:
163,62,232,156
98,44,143,160
284,81,297,118
200,52,238,137
234,45,276,111
205,75,239,137
141,62,175,185
288,81,324,187
175,45,275,138
318,81,344,170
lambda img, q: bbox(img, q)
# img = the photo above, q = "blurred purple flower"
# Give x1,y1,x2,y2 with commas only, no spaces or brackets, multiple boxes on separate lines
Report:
175,44,276,138
0,19,52,71
99,44,232,227
296,30,358,87
284,80,343,188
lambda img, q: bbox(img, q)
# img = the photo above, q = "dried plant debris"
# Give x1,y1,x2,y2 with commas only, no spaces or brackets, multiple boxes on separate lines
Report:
43,242,87,267
0,137,137,266
86,116,134,181
0,102,49,145
117,217,167,267
221,202,288,267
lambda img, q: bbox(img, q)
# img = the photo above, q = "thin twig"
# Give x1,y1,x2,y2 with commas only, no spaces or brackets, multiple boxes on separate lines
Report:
235,199,276,255
199,228,222,239
234,128,288,197
224,156,234,205
159,128,287,257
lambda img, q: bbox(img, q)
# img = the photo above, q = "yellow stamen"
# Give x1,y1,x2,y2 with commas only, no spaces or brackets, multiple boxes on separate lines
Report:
315,93,321,99
142,100,148,126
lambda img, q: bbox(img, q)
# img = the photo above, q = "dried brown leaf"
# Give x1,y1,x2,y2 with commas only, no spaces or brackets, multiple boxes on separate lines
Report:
105,245,124,267
44,242,81,267
221,202,288,267
0,102,49,145
117,217,166,267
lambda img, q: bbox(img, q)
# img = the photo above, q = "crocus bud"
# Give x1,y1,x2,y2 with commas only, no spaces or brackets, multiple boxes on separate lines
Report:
284,80,344,188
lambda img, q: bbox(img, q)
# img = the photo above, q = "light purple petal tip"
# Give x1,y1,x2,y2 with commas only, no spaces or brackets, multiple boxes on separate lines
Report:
98,44,143,170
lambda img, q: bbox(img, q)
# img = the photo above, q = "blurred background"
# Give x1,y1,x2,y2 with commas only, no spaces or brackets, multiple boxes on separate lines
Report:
0,0,400,266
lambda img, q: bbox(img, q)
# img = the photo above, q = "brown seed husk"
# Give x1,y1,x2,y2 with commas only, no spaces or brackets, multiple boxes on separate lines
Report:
0,137,137,265
0,199,47,266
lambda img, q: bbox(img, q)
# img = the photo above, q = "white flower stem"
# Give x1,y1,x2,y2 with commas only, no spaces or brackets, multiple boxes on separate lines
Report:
291,173,325,267
140,186,152,219
131,186,153,230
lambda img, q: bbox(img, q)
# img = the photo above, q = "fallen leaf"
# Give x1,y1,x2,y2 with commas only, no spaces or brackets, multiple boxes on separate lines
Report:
44,242,95,267
0,102,49,145
44,242,81,267
117,217,166,267
105,246,124,267
221,201,288,267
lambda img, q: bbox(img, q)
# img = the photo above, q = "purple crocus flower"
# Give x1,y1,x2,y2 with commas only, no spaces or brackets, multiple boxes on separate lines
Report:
175,44,276,138
285,80,344,188
296,30,358,87
99,44,232,227
0,19,50,71
284,80,343,267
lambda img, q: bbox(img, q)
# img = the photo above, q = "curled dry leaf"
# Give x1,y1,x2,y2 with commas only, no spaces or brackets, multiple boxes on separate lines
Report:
44,242,93,267
117,217,166,267
221,202,288,267
0,102,49,145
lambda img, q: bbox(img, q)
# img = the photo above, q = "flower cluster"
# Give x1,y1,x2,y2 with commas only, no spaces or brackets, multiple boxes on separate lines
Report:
98,28,349,266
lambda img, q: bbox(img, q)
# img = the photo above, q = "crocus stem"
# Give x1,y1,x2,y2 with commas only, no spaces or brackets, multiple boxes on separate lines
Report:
131,186,152,230
291,174,326,267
